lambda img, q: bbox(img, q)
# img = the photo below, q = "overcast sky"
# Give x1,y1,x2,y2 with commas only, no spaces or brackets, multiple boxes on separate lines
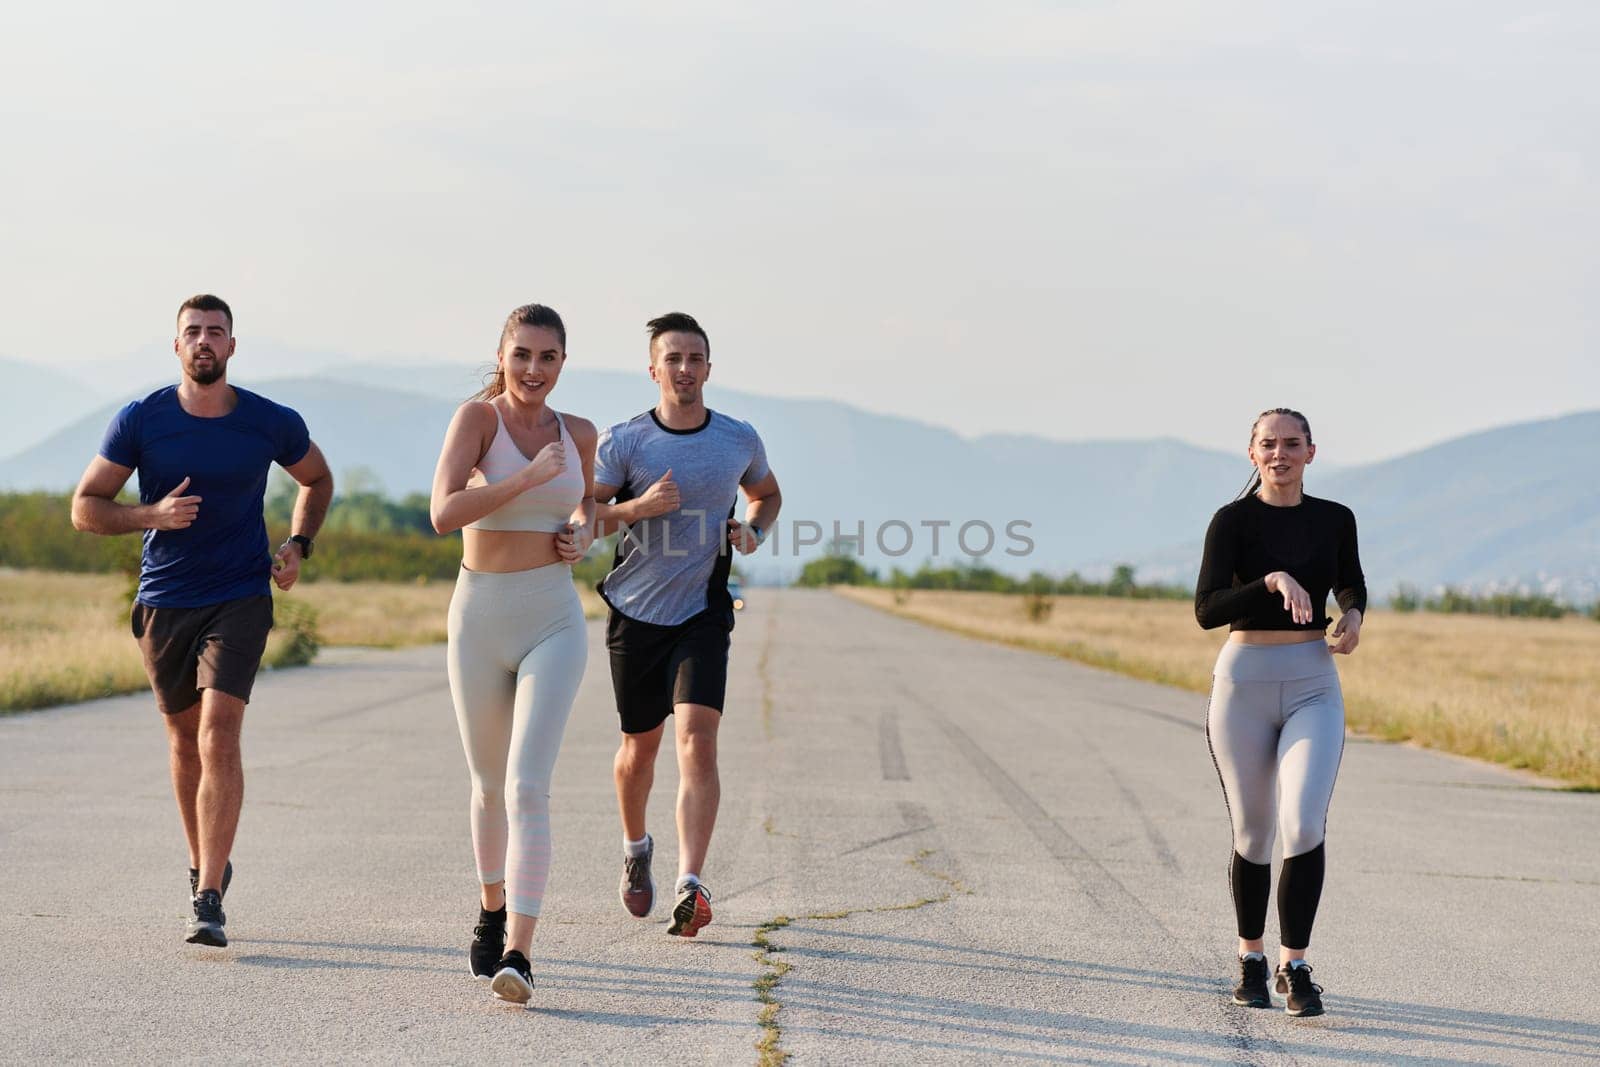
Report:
1,1,1594,463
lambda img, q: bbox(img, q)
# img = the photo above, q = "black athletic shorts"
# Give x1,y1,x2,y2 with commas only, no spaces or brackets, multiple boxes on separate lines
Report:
130,595,274,715
605,606,732,735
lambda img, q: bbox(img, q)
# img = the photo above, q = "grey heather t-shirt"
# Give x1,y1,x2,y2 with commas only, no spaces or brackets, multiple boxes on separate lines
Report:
595,410,770,626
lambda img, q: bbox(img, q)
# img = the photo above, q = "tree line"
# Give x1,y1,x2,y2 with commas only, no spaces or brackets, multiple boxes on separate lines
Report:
792,540,1600,620
793,542,1189,600
0,487,610,587
4,488,1594,620
1387,584,1590,620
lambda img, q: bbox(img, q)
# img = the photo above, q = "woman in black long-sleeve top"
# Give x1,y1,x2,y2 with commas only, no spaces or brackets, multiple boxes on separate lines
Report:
1195,407,1366,1018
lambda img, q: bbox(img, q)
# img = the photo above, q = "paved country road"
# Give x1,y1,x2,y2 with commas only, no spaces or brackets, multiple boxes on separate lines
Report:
3,589,1597,1064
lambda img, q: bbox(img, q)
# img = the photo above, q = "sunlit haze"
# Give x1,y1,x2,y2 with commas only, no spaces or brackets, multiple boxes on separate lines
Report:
1,1,1595,463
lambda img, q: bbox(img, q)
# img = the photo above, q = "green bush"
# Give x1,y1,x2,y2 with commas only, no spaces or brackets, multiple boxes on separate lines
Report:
796,554,879,587
1426,587,1567,619
1390,585,1421,612
1023,593,1055,623
267,599,321,668
0,492,140,573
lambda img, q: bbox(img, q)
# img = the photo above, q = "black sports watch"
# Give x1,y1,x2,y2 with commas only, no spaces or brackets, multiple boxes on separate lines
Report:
290,534,314,560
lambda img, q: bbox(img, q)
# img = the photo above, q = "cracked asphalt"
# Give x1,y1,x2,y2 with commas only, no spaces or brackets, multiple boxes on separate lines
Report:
2,589,1597,1064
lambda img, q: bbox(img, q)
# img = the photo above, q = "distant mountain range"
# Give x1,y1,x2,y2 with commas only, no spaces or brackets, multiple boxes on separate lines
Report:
1,355,1595,601
0,357,106,461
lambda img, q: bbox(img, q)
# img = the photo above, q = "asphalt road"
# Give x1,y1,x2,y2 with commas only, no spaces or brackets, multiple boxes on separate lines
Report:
2,589,1596,1064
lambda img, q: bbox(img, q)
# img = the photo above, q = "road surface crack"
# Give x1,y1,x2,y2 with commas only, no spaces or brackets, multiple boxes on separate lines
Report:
750,848,971,1065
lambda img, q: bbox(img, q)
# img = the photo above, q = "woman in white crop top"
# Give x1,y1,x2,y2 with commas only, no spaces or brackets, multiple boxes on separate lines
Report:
428,303,597,1005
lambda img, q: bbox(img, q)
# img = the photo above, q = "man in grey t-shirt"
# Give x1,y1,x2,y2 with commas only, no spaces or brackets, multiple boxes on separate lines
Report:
594,312,782,938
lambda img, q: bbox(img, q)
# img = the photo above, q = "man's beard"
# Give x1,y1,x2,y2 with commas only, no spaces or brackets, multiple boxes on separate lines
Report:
186,360,223,386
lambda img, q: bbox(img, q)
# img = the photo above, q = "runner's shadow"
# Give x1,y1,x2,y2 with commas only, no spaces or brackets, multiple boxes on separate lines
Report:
234,954,457,975
787,929,1216,992
230,937,461,974
783,975,1493,1066
539,1008,1127,1065
1329,999,1600,1058
539,955,1329,1065
533,1006,1128,1065
535,1009,748,1029
542,961,1452,1067
776,928,1599,1063
542,958,762,984
242,938,458,957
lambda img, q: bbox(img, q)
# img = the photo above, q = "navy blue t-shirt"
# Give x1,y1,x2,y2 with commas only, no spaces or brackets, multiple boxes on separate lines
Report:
99,386,311,608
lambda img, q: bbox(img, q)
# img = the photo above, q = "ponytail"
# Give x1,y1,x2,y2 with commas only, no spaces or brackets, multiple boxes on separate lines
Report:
474,365,507,403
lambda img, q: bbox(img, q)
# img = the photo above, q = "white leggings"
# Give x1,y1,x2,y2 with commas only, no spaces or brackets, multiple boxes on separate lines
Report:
446,564,588,917
1207,639,1345,864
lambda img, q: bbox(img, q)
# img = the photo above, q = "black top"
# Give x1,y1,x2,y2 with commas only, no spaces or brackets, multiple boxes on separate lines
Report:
1194,493,1367,631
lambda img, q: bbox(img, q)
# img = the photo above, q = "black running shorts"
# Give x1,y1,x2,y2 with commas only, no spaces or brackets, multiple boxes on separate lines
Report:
130,595,274,715
605,607,732,734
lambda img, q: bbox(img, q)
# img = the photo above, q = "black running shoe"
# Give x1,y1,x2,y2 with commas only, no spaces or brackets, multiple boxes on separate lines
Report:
188,861,233,901
1232,954,1271,1008
185,889,227,947
620,835,655,918
470,905,507,980
490,950,534,1004
1275,962,1325,1017
666,880,712,938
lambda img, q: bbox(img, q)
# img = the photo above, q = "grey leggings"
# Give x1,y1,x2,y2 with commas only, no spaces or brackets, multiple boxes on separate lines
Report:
447,564,588,917
1206,640,1345,948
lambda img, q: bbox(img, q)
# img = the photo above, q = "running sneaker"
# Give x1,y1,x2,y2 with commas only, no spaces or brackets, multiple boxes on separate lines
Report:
490,950,534,1004
1274,962,1325,1017
666,880,713,938
185,889,227,947
188,860,233,901
620,835,655,918
470,905,507,980
1232,954,1271,1008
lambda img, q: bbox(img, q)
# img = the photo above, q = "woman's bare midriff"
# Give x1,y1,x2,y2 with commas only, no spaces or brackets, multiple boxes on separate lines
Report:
1229,630,1327,646
462,529,566,573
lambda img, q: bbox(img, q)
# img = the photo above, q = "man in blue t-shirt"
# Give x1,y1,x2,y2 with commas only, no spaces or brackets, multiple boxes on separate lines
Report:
593,312,782,939
71,294,334,949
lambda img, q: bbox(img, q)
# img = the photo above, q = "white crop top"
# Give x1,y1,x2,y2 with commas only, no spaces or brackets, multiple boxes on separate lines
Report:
465,406,585,533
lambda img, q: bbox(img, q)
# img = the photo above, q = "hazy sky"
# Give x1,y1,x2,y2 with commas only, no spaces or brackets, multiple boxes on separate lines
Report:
2,1,1594,463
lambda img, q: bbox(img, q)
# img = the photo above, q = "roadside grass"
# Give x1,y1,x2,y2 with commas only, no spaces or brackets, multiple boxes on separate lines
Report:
0,569,602,714
1,572,151,712
837,587,1600,790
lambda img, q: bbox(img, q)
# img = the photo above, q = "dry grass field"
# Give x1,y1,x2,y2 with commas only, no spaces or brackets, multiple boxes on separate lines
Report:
0,570,601,714
838,587,1600,790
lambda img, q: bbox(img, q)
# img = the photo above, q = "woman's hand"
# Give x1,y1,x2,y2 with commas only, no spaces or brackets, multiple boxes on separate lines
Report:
521,440,567,488
556,522,593,563
1265,571,1314,625
1329,608,1362,654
